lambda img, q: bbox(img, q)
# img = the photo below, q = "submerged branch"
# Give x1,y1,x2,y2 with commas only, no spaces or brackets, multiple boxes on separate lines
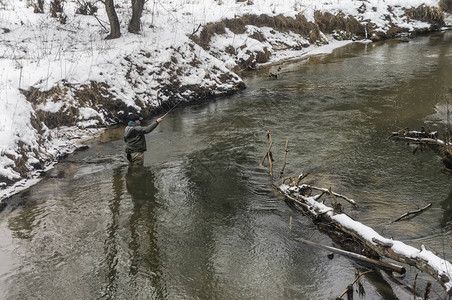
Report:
337,270,374,299
261,130,273,176
279,139,289,178
393,203,432,222
299,238,405,274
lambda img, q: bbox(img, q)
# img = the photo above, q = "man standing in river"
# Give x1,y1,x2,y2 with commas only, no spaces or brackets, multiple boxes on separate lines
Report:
124,113,165,165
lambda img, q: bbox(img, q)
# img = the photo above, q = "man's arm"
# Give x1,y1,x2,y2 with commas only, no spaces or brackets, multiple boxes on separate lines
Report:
135,114,166,134
135,121,159,134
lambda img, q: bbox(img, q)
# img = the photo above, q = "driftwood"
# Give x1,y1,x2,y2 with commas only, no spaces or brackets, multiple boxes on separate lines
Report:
337,270,373,300
389,128,445,147
390,127,452,175
261,130,274,176
390,128,439,140
300,183,358,207
281,175,357,207
277,182,452,295
299,238,405,274
279,140,289,178
393,203,432,222
390,136,446,147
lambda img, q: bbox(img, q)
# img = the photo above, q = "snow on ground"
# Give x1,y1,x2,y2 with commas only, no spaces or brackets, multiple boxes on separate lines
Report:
0,0,449,199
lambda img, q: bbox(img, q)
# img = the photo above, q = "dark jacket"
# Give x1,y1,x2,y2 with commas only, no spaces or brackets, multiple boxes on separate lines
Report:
124,121,159,153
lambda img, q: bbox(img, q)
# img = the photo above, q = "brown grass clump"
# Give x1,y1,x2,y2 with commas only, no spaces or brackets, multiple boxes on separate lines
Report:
244,14,320,42
194,21,226,49
223,18,246,34
314,11,366,38
22,81,128,130
386,25,408,38
255,47,270,63
250,31,266,42
192,13,322,49
405,5,445,27
236,47,271,70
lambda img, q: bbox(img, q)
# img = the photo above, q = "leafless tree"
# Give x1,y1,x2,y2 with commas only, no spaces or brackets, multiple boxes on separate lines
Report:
128,0,145,33
105,0,121,39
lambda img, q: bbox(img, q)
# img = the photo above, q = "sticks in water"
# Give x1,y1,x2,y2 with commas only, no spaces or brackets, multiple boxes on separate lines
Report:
299,238,406,275
261,130,274,176
393,203,432,222
279,139,289,178
337,270,373,300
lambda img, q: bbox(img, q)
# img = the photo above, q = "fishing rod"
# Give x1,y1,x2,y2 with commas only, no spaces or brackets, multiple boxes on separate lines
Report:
159,100,180,119
156,88,181,119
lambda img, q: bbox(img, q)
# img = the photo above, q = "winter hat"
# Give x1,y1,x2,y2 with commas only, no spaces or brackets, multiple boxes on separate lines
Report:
128,113,143,122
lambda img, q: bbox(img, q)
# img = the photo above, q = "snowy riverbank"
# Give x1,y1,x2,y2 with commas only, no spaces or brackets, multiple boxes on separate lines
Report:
0,0,450,199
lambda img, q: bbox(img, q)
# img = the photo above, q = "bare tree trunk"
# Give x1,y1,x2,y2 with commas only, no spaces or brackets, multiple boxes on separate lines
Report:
105,0,121,39
128,0,144,34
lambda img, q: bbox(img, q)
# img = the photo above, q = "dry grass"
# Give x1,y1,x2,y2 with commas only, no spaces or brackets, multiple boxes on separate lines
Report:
386,25,408,38
250,31,266,42
22,81,129,130
193,22,226,49
255,47,270,63
192,13,322,49
245,14,320,42
314,11,365,38
405,5,444,26
223,18,246,34
192,11,371,50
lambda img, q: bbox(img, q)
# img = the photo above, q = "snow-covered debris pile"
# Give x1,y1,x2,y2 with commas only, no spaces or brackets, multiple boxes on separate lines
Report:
0,0,449,196
278,183,452,295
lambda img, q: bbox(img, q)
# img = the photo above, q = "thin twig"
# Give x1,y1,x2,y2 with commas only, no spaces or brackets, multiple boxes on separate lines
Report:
393,203,432,222
309,186,357,207
413,273,418,300
261,130,272,165
338,270,373,299
93,13,108,32
279,139,289,178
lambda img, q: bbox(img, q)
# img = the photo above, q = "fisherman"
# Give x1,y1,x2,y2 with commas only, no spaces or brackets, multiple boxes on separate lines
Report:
124,113,165,165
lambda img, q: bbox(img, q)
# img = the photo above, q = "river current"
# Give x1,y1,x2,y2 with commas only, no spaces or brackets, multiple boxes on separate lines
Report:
0,32,451,299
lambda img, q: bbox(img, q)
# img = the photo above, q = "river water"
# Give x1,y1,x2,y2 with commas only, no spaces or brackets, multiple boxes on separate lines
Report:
1,32,451,299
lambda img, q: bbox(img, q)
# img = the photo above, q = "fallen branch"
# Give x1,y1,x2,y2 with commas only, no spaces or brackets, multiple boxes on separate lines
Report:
299,238,405,274
306,185,357,207
390,128,438,139
390,127,452,175
296,173,309,185
389,136,446,147
277,183,452,295
337,270,373,299
279,140,289,178
393,203,432,222
189,23,202,38
92,13,109,33
261,130,273,176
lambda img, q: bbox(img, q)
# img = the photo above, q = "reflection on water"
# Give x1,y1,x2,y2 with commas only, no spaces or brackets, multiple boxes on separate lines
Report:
441,189,452,229
0,31,451,299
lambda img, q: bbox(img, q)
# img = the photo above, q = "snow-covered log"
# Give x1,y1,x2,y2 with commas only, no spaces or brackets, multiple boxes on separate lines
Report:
390,127,452,174
389,128,449,148
277,183,452,295
390,135,446,147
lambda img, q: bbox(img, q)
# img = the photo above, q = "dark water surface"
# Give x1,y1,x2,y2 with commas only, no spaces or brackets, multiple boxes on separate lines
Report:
1,32,452,299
